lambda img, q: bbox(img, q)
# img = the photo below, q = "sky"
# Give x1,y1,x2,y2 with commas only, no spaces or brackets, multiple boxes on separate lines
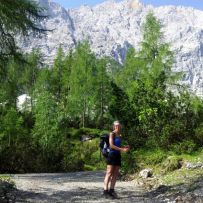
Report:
54,0,203,10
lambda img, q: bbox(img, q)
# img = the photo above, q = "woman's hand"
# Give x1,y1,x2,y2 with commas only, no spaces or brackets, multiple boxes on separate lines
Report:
122,146,130,152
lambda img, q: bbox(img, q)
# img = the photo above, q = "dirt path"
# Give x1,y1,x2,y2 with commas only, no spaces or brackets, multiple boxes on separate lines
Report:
11,171,160,203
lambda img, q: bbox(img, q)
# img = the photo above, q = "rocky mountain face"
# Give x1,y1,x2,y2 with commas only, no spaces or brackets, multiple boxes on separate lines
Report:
19,0,203,96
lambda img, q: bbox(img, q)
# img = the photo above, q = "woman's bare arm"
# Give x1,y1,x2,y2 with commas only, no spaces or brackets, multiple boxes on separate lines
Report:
109,132,129,152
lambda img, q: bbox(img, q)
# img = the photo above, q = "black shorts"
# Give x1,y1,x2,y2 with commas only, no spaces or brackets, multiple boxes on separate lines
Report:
106,152,121,166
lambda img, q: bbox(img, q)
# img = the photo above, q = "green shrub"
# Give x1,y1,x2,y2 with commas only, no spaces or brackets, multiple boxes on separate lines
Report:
79,128,101,137
81,140,98,163
72,128,102,139
84,164,96,171
194,123,203,145
122,151,138,174
161,156,183,173
62,138,104,171
159,121,186,147
62,151,84,172
172,140,197,154
121,149,167,174
0,176,15,186
135,149,167,166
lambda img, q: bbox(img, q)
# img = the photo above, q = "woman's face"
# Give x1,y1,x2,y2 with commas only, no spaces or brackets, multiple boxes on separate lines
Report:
114,124,121,133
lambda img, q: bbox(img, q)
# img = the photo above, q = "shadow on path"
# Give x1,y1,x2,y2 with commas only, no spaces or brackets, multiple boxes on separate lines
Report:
15,187,153,203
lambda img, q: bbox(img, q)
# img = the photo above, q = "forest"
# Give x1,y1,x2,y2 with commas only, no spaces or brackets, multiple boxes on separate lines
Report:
0,0,203,174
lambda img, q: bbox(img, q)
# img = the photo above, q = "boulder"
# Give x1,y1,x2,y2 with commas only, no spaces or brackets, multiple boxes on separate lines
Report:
139,169,153,179
184,162,203,169
81,135,92,142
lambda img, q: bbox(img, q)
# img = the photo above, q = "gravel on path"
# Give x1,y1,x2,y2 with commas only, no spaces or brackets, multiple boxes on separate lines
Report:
12,171,158,203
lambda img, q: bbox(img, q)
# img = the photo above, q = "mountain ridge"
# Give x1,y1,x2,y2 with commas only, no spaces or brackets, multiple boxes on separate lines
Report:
19,0,203,96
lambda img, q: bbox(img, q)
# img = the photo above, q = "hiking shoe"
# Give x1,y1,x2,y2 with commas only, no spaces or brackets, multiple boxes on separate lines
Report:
102,191,115,199
109,189,118,199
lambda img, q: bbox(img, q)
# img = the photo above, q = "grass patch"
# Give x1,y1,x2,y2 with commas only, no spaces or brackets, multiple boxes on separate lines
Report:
180,148,203,163
132,148,168,168
132,148,203,170
161,168,203,186
0,175,16,190
0,175,15,186
128,148,203,188
161,156,183,174
135,149,162,165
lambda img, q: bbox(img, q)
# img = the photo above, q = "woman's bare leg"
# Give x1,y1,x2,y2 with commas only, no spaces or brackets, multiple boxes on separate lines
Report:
104,165,114,190
110,166,120,189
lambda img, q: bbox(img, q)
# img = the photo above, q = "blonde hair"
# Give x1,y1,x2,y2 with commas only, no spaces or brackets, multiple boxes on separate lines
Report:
113,120,120,126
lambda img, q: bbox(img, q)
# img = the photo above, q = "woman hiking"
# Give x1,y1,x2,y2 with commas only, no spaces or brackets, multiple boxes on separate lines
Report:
103,120,130,199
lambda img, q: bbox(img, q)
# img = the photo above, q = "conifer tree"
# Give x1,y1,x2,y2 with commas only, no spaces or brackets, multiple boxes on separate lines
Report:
20,50,42,110
50,46,65,102
0,0,47,63
94,58,112,127
69,42,97,127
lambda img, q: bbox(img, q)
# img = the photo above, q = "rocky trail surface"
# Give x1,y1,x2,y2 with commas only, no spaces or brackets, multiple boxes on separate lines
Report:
2,171,202,203
10,171,161,203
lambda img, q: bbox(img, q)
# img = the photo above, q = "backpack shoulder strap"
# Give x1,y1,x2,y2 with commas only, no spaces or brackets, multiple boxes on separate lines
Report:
111,131,115,138
109,132,116,142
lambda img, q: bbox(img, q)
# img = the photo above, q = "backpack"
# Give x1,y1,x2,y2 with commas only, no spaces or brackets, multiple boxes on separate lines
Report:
99,132,115,158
